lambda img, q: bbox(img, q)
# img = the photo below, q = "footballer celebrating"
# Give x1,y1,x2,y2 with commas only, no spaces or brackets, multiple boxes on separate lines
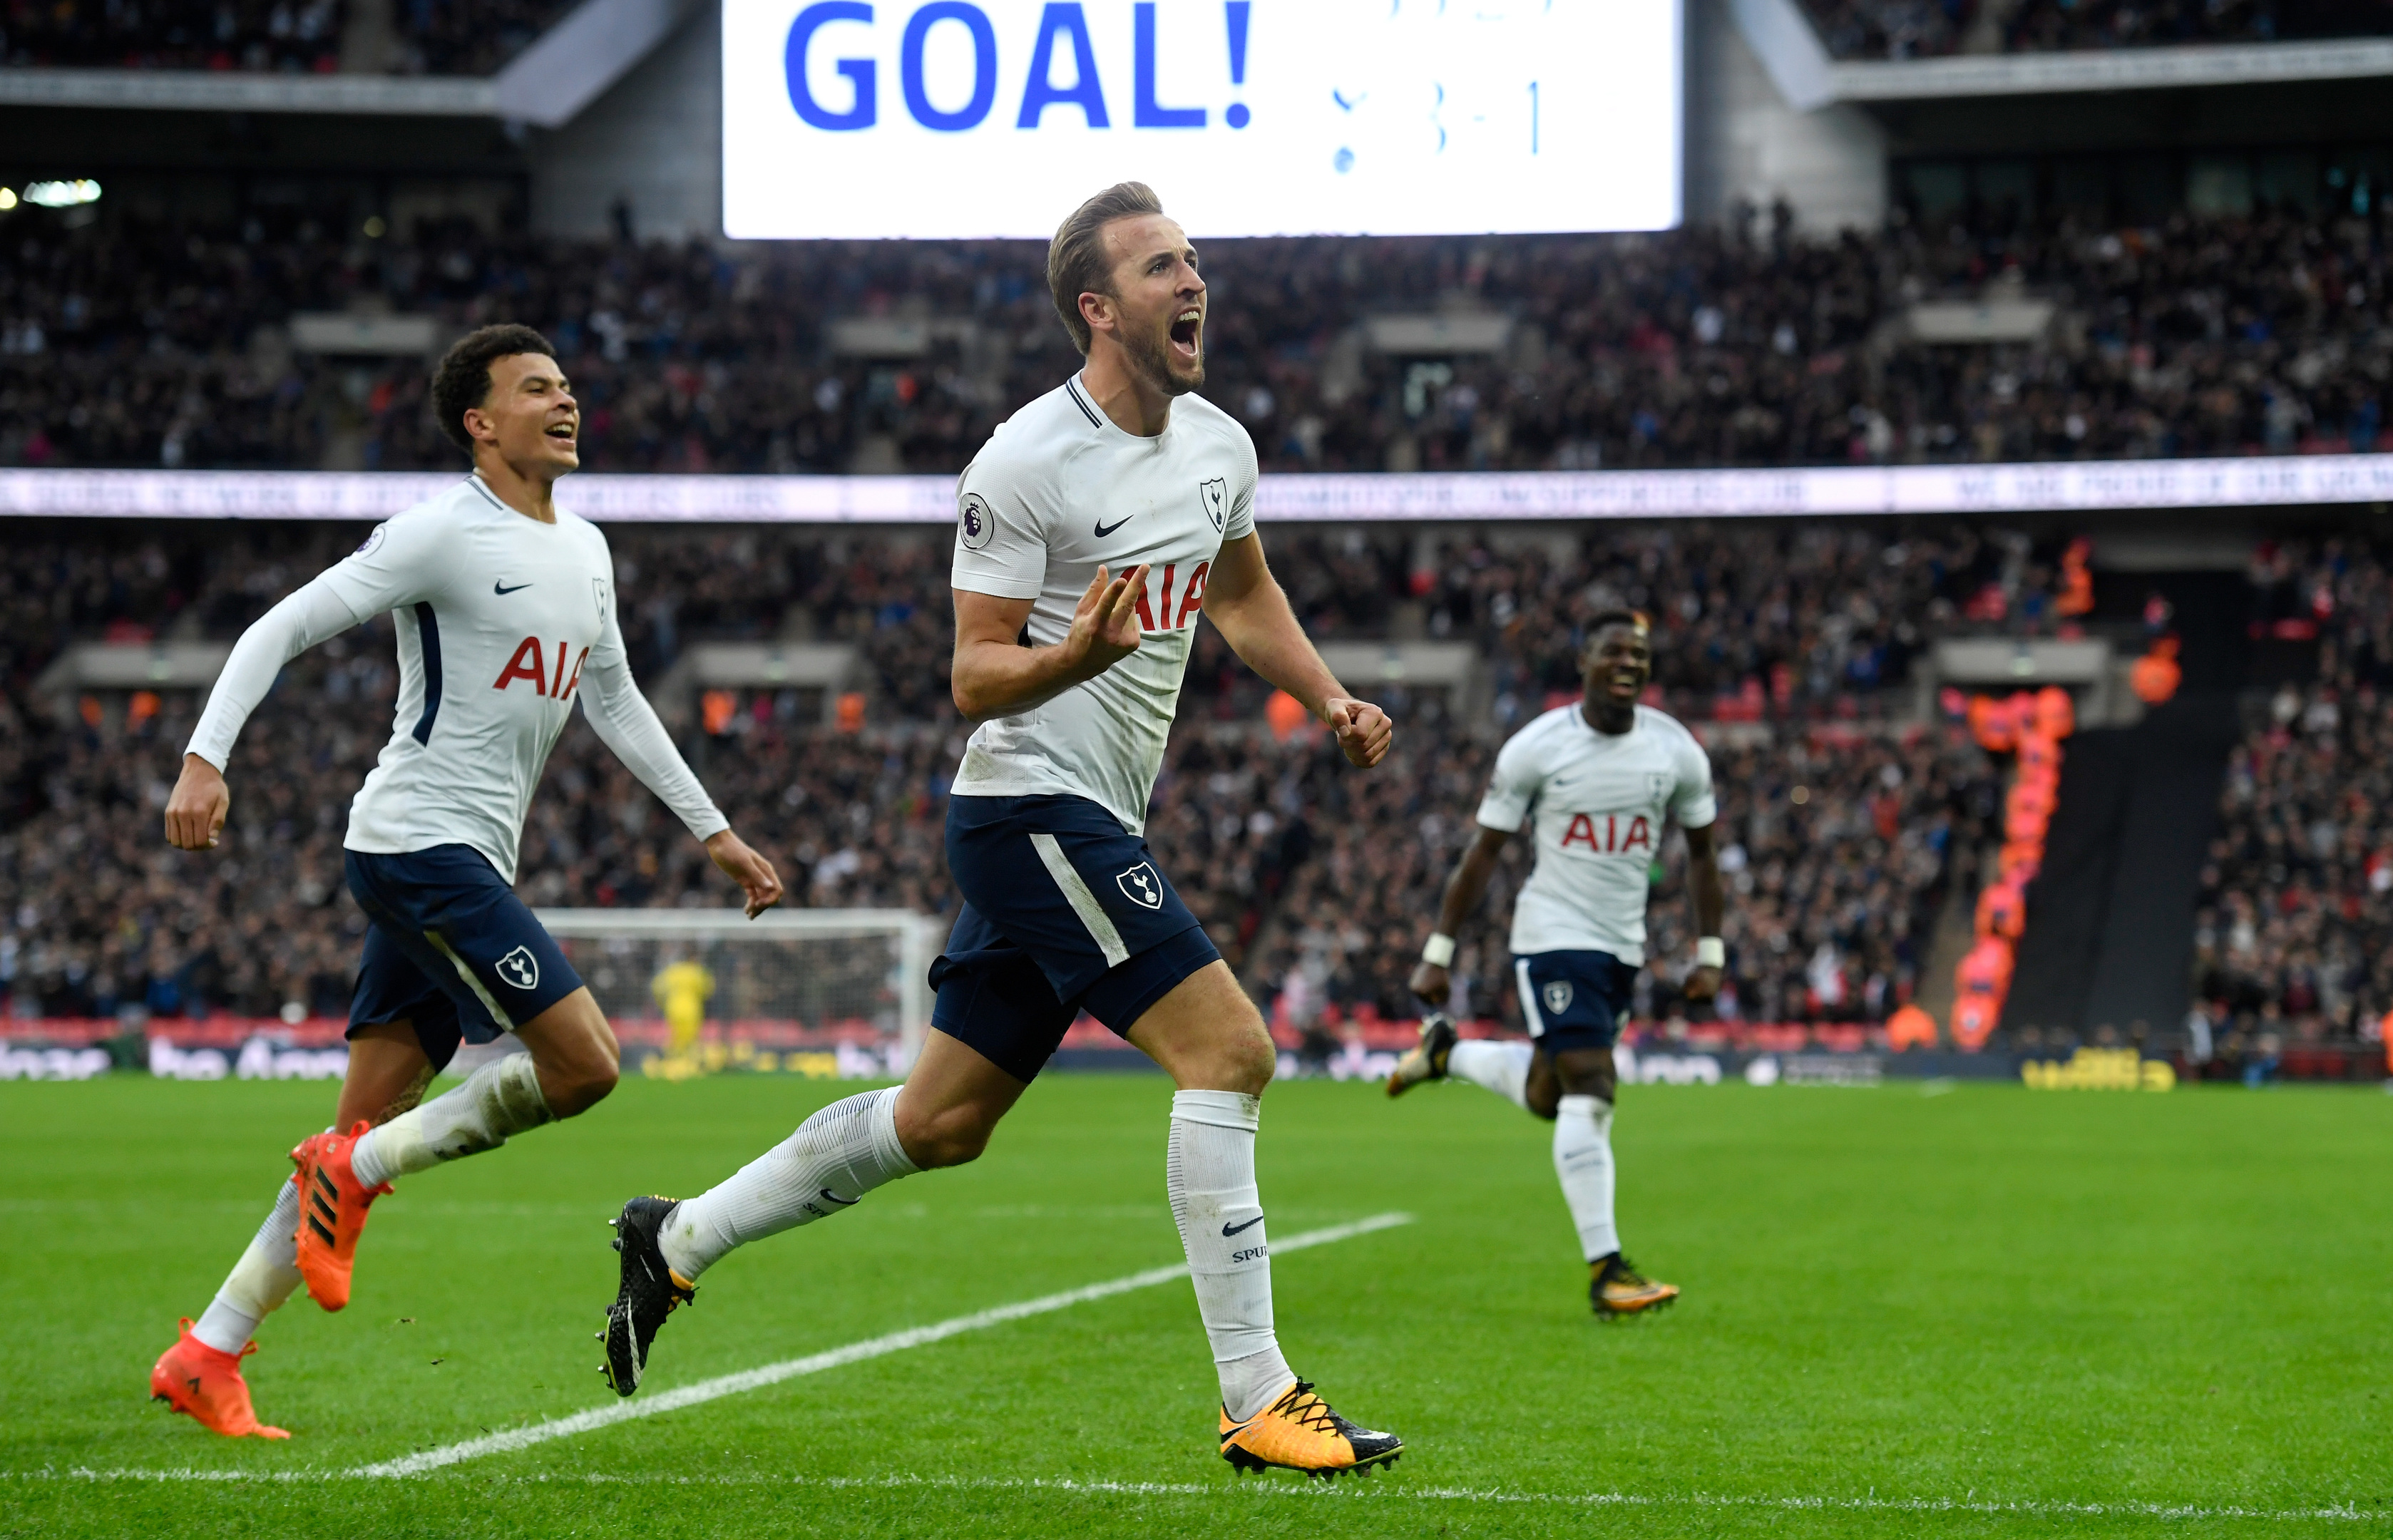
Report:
148,324,783,1438
1387,611,1724,1319
601,184,1405,1478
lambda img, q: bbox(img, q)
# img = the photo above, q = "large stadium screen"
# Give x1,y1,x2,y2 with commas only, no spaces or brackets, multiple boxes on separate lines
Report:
720,0,1683,240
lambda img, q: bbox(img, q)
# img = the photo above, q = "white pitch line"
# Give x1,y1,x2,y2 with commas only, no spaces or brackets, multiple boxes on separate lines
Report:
350,1211,1413,1479
15,1469,2385,1523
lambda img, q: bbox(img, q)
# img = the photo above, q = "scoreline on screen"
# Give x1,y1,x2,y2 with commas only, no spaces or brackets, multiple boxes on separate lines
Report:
719,0,1684,239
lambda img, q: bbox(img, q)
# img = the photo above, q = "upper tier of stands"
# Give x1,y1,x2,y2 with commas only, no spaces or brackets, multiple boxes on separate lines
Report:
1,0,573,72
4,205,2388,475
1800,0,2393,60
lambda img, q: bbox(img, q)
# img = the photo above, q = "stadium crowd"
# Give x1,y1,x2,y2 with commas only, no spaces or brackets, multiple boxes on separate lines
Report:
1800,0,2393,58
1,520,2028,1032
0,0,342,70
4,202,2389,476
0,0,573,71
2195,540,2393,1049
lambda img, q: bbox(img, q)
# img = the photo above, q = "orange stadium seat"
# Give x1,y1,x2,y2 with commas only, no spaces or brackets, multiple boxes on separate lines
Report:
1951,936,2014,1052
2131,638,2183,705
1883,1002,1938,1052
1975,880,2026,940
2032,685,2076,739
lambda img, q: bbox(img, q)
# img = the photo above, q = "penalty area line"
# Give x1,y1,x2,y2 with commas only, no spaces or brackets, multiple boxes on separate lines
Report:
14,1471,2385,1524
350,1211,1413,1479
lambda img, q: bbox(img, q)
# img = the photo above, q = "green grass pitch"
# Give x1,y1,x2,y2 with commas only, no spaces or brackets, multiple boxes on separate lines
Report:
1,1070,2386,1538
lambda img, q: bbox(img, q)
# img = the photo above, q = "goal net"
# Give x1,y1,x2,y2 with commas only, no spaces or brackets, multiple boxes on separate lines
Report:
533,908,946,1081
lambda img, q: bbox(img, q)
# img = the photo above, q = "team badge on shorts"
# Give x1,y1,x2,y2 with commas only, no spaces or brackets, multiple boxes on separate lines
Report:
1116,863,1164,910
959,493,996,551
1542,980,1575,1017
495,945,540,990
1196,477,1227,532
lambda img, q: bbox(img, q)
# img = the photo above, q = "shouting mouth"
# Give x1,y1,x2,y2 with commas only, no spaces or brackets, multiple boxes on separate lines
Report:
545,421,578,446
1169,307,1201,364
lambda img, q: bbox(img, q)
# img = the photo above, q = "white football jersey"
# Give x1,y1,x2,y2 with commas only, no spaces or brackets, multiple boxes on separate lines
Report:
1475,704,1717,966
188,475,726,883
947,374,1258,834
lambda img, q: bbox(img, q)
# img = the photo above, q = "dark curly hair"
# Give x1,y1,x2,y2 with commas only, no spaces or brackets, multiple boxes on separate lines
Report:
431,323,558,454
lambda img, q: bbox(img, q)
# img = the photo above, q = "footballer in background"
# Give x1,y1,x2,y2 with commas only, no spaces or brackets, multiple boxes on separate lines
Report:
1388,610,1725,1318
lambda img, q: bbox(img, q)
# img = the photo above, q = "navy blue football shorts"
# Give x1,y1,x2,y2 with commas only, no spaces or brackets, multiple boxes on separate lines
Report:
1513,949,1638,1054
344,844,582,1073
930,794,1222,1083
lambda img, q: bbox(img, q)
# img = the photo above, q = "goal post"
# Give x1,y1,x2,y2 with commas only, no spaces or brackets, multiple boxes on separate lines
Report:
534,908,947,1079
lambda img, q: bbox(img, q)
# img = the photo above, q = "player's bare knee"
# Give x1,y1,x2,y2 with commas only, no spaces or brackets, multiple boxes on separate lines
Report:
536,1047,618,1119
903,1104,993,1169
1226,1022,1277,1094
1555,1057,1617,1104
1525,1083,1563,1121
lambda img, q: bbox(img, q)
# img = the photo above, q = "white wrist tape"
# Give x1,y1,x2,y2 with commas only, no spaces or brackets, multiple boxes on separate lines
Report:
1420,933,1457,968
1696,937,1726,969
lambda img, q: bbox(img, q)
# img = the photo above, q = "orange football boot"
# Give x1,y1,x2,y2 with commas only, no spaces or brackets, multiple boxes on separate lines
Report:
1592,1253,1680,1319
1219,1379,1402,1479
289,1121,390,1312
150,1320,289,1439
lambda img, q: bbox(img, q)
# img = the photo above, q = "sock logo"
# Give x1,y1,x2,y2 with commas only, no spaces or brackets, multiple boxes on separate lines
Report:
495,945,540,990
1221,1214,1264,1237
1116,862,1164,910
1542,980,1575,1017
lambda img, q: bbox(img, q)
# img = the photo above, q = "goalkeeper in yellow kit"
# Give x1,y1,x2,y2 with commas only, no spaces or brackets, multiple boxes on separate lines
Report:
652,956,714,1062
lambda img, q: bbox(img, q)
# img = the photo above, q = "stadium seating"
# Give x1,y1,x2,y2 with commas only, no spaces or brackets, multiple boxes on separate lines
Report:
5,205,2388,474
0,0,578,73
0,522,2019,1035
1799,0,2393,59
0,0,343,70
2195,542,2393,1055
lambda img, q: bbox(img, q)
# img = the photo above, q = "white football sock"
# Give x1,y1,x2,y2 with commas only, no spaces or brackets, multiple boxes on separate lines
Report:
1168,1090,1293,1422
1447,1039,1533,1111
350,1052,552,1189
1553,1094,1620,1263
658,1087,918,1282
193,1179,303,1354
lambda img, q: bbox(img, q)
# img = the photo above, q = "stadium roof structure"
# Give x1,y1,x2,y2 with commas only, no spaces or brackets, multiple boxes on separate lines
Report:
0,0,692,125
1730,0,2393,108
8,454,2393,523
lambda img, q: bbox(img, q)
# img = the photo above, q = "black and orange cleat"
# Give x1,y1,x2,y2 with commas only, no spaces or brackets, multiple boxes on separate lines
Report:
1591,1253,1679,1320
1384,1012,1457,1099
1219,1379,1403,1479
289,1121,390,1312
150,1320,290,1439
600,1195,695,1397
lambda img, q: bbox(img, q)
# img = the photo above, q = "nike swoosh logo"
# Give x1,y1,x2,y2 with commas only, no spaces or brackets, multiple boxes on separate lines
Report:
494,581,533,595
1092,516,1134,538
816,1188,858,1206
1221,1215,1264,1237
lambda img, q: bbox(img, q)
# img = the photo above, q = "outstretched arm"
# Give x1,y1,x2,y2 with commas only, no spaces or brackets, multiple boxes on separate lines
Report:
578,641,782,918
1681,821,1726,1001
1408,826,1513,1005
1200,533,1390,769
167,580,365,851
949,566,1147,721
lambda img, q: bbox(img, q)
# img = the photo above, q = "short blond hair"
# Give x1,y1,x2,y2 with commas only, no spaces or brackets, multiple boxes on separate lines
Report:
1047,181,1164,355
